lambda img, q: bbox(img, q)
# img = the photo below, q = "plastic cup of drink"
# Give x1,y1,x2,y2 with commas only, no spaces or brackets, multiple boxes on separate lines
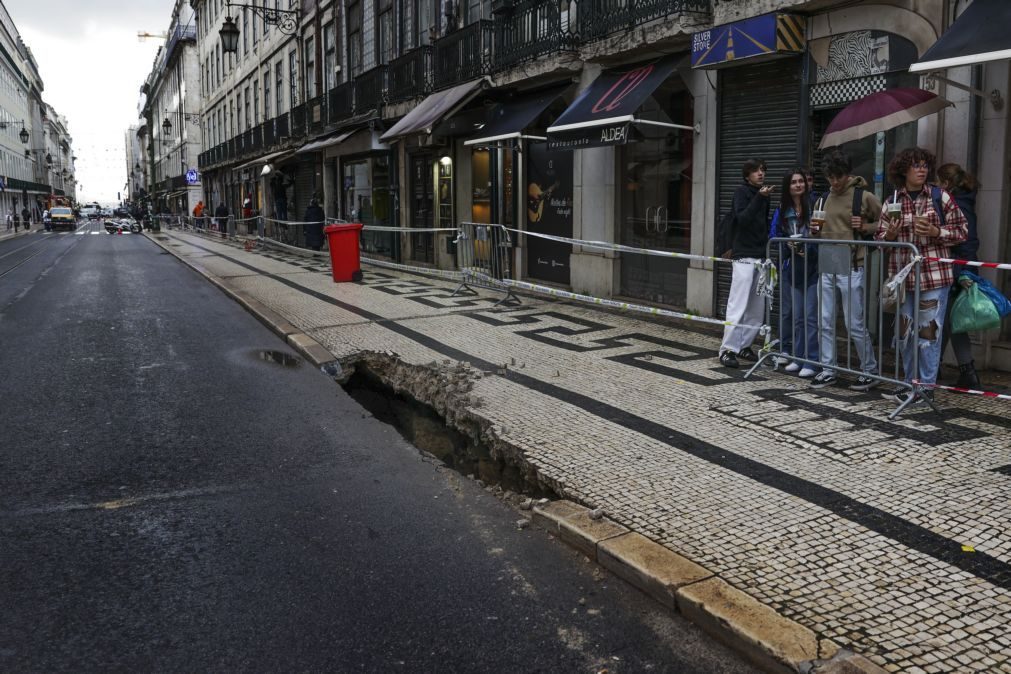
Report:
887,202,902,219
810,210,826,234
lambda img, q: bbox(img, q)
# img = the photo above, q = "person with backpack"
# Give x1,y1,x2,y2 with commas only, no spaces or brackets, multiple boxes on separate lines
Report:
770,168,819,378
877,148,968,402
718,158,773,369
809,150,881,391
936,163,980,389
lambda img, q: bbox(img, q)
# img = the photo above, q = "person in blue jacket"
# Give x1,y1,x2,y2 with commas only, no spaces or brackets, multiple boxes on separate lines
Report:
769,168,819,377
936,163,980,388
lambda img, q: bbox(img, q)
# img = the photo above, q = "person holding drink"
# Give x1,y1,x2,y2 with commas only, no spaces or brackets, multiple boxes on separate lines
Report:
808,150,882,391
877,148,968,402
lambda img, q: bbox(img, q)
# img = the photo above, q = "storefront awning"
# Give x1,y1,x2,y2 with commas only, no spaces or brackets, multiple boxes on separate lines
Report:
380,79,487,141
464,85,569,146
233,148,295,171
296,127,363,154
911,0,1011,72
546,56,693,150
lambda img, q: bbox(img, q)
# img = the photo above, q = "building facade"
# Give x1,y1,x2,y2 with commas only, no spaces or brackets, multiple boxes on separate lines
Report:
185,0,1010,368
139,0,203,216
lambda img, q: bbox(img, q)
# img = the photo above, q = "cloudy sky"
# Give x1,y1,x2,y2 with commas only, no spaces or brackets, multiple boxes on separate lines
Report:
11,1,175,204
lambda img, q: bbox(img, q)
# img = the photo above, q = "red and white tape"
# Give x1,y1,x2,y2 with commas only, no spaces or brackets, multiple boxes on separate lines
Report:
923,256,1011,272
914,380,1011,401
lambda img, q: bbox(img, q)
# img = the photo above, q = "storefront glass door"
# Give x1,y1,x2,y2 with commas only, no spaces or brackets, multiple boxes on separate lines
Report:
410,154,435,264
619,85,693,307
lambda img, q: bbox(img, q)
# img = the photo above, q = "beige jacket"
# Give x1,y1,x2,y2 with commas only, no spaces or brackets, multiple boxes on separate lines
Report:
818,176,882,265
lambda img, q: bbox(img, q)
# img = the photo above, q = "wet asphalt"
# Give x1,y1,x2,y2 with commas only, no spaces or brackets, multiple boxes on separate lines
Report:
0,223,756,673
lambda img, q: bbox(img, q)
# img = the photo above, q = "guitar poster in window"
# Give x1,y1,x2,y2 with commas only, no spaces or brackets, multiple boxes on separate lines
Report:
526,143,573,285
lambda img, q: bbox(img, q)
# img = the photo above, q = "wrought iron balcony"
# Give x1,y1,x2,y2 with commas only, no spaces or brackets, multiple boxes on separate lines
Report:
329,81,354,122
388,47,432,103
307,92,328,134
274,112,290,141
433,20,494,91
290,103,307,138
354,65,388,112
494,0,576,71
579,0,710,41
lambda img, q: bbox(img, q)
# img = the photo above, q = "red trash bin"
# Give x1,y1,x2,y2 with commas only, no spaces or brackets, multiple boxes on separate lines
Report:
323,223,364,282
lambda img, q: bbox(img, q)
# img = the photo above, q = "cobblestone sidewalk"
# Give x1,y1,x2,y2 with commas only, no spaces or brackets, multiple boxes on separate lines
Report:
160,230,1011,673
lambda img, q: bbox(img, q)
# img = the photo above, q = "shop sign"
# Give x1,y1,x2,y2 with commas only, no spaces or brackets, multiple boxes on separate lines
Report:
185,168,200,185
691,13,806,69
526,143,573,285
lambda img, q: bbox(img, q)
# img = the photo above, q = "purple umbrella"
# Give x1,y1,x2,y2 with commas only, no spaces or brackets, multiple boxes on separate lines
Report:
818,88,954,149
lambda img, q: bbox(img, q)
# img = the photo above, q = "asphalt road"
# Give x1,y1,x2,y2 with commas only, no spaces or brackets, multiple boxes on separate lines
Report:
0,223,755,673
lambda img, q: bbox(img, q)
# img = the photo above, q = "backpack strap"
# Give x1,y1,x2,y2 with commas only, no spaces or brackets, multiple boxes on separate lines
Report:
930,185,947,228
851,187,864,218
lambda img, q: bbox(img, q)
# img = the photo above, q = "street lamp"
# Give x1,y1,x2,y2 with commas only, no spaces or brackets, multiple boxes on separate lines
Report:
2,120,30,143
162,110,201,136
162,118,172,135
219,2,300,54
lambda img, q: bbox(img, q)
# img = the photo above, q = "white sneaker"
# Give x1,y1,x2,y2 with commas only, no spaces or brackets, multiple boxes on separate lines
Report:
798,367,818,378
784,362,801,373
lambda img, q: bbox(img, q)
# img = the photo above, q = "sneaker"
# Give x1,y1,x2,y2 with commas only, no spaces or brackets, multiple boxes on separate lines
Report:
849,375,878,392
798,366,818,378
773,356,791,368
784,361,801,373
738,347,759,363
719,351,739,369
882,386,911,403
809,371,837,389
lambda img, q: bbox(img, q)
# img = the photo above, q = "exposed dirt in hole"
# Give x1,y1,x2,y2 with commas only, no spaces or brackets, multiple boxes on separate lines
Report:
338,352,558,501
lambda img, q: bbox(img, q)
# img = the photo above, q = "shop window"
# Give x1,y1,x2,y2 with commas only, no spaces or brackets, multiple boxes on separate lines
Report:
324,23,337,89
305,36,316,99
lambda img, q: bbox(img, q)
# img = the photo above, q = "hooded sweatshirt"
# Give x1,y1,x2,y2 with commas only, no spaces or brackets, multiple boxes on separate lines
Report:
730,181,770,260
820,175,881,266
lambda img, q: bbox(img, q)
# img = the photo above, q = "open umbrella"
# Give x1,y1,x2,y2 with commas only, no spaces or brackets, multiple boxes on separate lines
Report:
818,88,953,149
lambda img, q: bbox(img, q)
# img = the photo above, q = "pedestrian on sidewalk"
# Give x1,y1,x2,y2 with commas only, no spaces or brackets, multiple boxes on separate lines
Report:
808,150,881,392
21,206,30,232
303,197,325,251
5,212,11,231
718,158,772,369
770,168,819,378
936,163,981,389
214,202,229,239
877,148,968,403
42,208,51,232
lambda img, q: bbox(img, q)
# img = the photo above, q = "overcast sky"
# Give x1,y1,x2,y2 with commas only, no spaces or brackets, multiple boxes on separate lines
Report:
10,1,176,204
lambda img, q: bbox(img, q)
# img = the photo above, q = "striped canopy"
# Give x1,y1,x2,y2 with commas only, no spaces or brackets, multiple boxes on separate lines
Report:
818,88,953,149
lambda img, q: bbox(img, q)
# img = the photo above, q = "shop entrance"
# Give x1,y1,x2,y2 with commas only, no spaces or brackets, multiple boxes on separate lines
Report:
619,85,693,307
410,154,436,264
343,153,398,260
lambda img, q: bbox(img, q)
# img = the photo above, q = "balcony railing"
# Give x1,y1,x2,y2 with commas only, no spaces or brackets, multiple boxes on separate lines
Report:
290,103,307,138
354,65,388,112
274,112,290,141
433,20,494,90
388,47,432,103
494,0,576,70
307,92,328,134
261,120,276,147
578,0,710,41
329,81,354,122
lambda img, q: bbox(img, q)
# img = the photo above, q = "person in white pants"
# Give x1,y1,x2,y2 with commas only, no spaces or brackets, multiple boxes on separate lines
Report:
719,159,773,369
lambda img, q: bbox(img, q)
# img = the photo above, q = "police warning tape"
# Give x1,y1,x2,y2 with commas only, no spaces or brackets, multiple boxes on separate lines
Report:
914,380,1011,401
363,225,458,233
462,269,769,332
923,256,1011,272
362,256,463,280
500,226,735,265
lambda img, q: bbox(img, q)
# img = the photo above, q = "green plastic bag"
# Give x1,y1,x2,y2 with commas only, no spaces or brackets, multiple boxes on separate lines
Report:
951,283,1002,334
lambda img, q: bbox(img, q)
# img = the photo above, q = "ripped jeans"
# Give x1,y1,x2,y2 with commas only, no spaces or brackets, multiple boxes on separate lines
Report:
897,287,948,385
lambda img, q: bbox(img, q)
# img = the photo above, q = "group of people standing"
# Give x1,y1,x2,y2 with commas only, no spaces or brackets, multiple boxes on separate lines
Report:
4,206,35,233
719,146,978,403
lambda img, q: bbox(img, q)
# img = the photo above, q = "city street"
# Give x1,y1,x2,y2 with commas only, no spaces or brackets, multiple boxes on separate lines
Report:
0,225,754,672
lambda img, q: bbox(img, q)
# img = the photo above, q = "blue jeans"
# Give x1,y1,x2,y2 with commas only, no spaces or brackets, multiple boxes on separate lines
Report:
789,282,819,364
819,269,878,375
897,287,948,385
777,278,793,354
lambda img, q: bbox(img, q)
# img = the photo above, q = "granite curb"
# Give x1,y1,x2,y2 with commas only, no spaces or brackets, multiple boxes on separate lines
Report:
146,231,337,369
531,500,887,674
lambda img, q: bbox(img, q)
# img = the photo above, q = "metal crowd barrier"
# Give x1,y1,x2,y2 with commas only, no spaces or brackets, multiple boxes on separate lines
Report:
746,237,927,419
453,222,519,306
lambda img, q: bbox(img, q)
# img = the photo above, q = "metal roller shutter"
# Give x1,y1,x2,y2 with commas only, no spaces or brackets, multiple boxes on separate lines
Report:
715,57,803,316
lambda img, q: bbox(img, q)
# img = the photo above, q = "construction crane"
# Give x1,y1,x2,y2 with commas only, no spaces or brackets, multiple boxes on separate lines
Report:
137,31,168,41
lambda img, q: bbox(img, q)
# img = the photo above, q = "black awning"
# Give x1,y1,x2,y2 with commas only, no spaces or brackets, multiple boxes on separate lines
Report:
380,79,486,141
911,0,1011,72
464,84,569,146
547,56,687,150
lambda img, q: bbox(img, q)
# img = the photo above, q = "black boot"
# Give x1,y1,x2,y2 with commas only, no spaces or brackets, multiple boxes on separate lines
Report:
956,361,981,389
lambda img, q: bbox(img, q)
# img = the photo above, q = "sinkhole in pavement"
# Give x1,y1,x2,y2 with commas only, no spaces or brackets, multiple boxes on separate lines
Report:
342,363,555,499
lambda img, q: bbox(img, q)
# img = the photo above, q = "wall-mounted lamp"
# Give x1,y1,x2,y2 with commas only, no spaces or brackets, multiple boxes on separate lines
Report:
220,2,300,54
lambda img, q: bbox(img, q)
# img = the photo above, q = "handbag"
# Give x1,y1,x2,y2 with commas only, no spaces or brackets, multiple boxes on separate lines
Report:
951,282,1002,334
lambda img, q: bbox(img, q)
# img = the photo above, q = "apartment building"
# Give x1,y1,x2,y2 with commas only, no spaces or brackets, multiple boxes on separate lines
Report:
191,0,1011,368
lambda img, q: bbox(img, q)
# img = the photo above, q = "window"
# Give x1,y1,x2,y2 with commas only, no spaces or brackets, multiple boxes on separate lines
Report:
245,86,251,129
252,3,258,45
323,23,337,89
242,8,249,55
253,81,260,125
216,44,221,86
348,0,363,77
263,71,271,119
263,0,269,35
377,0,394,65
237,91,243,132
275,60,284,113
305,37,316,98
288,50,298,107
229,99,235,138
403,0,416,51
